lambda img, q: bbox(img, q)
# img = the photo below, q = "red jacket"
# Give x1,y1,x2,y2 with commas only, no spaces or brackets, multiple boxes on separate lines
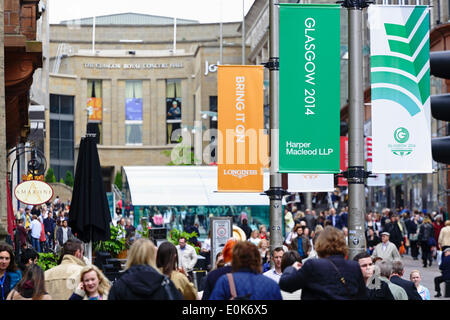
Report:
40,222,46,242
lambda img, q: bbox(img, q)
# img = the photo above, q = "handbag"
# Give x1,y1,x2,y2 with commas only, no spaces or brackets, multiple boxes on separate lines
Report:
326,258,352,297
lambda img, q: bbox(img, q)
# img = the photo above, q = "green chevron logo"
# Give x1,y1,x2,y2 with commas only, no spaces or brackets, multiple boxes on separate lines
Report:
371,6,430,117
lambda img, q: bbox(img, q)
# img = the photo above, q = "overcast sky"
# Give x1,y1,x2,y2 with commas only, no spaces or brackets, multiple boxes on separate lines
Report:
49,0,256,24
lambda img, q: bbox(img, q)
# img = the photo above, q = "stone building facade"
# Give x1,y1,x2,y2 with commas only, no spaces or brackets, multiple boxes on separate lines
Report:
48,14,246,190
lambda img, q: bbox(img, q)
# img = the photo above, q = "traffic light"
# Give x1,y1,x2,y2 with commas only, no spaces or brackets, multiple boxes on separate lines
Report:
430,50,450,164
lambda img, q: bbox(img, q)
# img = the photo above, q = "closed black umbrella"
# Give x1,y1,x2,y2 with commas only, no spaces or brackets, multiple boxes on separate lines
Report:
69,135,111,260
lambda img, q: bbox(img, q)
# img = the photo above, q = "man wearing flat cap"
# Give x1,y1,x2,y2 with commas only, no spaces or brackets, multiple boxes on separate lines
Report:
371,232,401,263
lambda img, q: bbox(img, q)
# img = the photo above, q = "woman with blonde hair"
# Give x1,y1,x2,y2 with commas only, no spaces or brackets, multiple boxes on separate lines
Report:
69,265,111,300
108,238,182,300
279,226,368,300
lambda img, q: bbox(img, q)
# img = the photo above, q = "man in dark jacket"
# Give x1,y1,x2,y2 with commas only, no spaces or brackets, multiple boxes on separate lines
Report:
434,247,450,297
384,214,403,249
390,260,422,300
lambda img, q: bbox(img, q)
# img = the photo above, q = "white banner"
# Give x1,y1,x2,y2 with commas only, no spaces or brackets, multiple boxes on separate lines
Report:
288,174,334,192
369,5,432,173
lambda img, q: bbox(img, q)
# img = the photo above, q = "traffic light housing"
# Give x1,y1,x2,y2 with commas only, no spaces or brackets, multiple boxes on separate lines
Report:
430,50,450,164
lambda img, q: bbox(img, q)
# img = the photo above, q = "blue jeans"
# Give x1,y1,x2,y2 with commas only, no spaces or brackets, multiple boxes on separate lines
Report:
32,237,41,253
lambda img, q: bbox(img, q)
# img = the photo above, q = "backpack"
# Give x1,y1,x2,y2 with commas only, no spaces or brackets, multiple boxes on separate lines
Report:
226,273,251,300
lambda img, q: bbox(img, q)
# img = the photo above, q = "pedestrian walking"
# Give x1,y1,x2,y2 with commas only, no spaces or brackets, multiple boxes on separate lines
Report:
108,238,182,300
30,215,42,253
371,232,401,263
7,264,51,300
279,226,368,300
418,217,434,267
406,213,421,260
209,241,282,300
69,265,111,300
409,270,430,300
176,236,198,281
156,241,198,300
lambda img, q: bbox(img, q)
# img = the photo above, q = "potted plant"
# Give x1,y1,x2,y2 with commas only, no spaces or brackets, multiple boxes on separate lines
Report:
94,224,127,258
37,252,59,271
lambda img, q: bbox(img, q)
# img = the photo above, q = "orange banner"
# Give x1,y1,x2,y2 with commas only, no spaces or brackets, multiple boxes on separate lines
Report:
87,97,102,121
217,65,264,192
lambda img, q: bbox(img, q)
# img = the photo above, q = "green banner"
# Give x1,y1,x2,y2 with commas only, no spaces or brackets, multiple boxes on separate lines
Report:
279,4,341,173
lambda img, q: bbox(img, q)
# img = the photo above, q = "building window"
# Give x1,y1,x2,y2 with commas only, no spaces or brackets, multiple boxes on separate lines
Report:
209,96,217,130
166,79,182,143
49,94,74,181
125,80,143,145
87,80,102,144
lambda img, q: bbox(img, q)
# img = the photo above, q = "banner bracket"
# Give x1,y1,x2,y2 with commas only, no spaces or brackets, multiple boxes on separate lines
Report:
337,0,373,9
262,57,279,71
338,166,374,184
264,187,289,201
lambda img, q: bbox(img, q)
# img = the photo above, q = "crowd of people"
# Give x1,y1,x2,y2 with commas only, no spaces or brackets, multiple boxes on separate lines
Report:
1,199,450,300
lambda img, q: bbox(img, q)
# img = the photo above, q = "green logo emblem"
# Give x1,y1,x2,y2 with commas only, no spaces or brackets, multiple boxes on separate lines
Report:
389,127,414,157
394,127,409,143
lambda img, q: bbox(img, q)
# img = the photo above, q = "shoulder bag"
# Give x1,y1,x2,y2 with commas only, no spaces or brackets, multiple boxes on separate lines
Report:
326,258,352,297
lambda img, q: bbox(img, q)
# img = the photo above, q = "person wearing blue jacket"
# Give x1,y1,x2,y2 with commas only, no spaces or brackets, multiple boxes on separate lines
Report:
209,241,282,300
434,247,450,297
279,226,368,300
0,243,22,300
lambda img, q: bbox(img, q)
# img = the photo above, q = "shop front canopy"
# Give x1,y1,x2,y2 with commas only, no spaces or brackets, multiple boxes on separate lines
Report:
123,166,276,206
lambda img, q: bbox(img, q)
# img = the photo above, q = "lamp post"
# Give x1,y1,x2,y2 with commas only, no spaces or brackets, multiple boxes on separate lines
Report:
341,0,371,260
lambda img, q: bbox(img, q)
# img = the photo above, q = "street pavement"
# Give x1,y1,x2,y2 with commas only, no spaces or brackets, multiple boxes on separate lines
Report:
401,252,449,300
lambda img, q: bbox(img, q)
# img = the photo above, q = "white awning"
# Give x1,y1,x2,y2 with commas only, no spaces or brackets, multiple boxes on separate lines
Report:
123,166,274,206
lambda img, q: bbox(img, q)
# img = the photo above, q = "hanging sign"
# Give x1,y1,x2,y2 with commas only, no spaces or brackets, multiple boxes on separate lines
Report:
14,180,54,205
279,4,341,173
217,65,264,192
287,173,334,192
369,5,432,173
87,97,102,122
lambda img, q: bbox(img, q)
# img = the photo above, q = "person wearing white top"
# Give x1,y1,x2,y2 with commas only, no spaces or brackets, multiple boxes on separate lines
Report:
30,215,42,252
263,247,285,284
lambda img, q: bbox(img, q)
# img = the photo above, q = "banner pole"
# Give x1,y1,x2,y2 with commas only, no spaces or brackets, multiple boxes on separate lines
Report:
343,0,370,259
267,0,284,250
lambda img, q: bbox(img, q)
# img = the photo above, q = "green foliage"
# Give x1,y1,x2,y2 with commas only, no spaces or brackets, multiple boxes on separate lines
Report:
65,170,74,187
137,220,149,239
59,178,65,184
45,168,56,183
168,228,200,254
114,171,123,191
37,252,59,271
94,224,126,257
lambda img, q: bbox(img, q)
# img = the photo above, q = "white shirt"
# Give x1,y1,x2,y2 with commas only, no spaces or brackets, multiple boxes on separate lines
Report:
202,238,211,251
62,227,68,244
30,219,42,239
263,268,282,284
